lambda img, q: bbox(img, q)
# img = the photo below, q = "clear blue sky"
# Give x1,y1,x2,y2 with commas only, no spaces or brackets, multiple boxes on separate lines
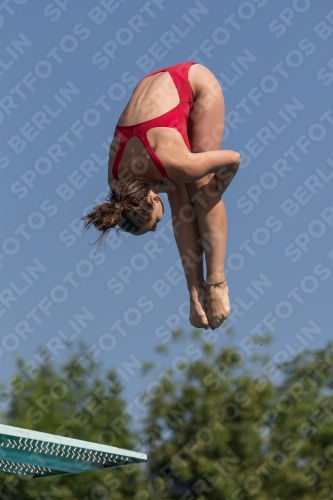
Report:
1,0,333,414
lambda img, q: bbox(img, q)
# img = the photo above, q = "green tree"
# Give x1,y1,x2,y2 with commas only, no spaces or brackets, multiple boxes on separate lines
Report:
3,331,333,500
0,343,146,500
263,344,333,500
137,330,333,500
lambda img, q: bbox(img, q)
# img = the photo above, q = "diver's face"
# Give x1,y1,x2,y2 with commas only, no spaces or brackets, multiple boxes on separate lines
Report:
134,193,164,236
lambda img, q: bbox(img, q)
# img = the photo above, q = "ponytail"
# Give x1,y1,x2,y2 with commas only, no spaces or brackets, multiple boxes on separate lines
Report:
82,179,154,245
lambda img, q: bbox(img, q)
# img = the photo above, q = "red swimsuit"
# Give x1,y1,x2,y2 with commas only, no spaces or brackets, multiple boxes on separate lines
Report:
112,62,196,181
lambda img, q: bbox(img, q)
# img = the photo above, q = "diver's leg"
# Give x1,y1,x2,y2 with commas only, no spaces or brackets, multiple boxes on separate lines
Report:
167,180,209,329
187,65,238,329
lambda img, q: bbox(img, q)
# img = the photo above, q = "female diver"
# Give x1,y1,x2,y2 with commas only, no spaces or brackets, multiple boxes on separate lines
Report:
83,62,241,330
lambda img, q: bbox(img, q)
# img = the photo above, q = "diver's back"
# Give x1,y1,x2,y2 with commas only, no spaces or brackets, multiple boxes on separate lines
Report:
118,71,181,127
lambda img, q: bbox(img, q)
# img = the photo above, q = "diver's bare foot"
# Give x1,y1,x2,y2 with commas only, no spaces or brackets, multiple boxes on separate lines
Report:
189,286,209,330
206,280,230,329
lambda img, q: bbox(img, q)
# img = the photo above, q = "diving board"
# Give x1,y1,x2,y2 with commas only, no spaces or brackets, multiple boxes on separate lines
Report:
0,424,148,479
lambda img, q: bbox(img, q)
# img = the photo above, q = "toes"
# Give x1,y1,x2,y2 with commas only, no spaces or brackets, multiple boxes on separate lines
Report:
189,316,209,330
209,317,225,329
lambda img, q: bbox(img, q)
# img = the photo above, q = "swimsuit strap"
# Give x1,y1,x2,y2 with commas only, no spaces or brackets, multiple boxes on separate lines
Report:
111,130,128,181
112,125,170,181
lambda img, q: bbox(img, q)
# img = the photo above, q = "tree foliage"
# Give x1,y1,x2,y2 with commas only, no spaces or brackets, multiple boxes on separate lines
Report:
138,331,333,500
2,332,333,499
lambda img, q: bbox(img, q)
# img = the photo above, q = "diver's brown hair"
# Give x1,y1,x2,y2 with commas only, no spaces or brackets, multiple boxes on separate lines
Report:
82,179,154,245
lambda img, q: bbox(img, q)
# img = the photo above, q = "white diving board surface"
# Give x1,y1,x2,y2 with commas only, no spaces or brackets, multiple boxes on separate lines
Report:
0,424,148,479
